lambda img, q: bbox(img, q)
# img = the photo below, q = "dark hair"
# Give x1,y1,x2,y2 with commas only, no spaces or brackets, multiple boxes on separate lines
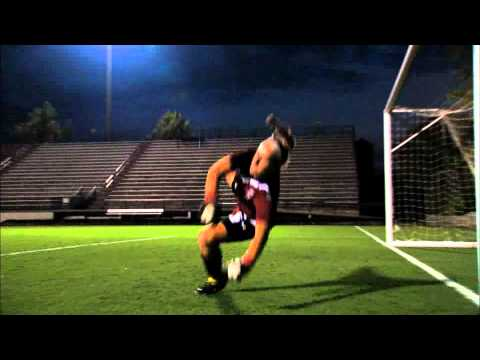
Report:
274,127,295,150
277,141,290,165
266,113,295,164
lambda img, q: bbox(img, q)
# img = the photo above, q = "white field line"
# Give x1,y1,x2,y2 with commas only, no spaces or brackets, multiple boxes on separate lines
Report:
354,226,479,307
0,234,354,258
0,236,177,257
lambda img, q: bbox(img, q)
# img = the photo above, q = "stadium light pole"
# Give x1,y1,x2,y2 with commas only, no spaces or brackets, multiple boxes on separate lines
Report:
473,44,480,301
383,45,420,245
106,45,112,141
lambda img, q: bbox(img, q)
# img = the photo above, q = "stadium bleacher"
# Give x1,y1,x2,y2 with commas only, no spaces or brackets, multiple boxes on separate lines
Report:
105,135,359,216
0,135,359,217
0,141,139,210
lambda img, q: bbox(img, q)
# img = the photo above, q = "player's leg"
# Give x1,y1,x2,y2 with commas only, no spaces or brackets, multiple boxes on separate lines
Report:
196,211,255,295
196,171,249,295
198,223,228,278
196,222,229,295
195,170,237,294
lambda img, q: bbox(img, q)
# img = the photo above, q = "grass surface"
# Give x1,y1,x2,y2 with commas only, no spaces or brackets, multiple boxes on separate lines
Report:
393,225,475,242
0,225,478,315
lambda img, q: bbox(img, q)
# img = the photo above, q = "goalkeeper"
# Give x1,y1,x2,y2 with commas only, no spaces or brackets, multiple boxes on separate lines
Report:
196,114,295,295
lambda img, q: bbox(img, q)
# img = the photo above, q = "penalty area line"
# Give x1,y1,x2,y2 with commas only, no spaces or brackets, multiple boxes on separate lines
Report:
354,226,479,308
0,236,177,257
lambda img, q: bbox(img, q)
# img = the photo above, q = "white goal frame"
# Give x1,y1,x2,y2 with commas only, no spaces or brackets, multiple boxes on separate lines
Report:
384,45,480,249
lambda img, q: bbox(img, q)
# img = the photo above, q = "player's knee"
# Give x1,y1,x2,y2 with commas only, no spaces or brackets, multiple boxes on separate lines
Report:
198,225,218,249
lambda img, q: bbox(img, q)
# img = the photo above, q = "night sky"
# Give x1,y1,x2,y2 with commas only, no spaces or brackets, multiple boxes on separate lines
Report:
1,45,467,164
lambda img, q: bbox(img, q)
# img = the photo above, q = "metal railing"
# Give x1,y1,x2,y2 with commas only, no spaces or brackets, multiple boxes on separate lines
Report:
0,144,35,174
105,161,127,190
0,157,12,171
104,142,150,191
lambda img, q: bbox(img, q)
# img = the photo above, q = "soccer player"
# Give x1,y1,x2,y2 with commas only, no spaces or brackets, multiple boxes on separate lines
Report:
196,114,295,295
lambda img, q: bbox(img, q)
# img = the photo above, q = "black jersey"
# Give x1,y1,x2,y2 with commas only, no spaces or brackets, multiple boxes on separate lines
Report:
229,149,280,218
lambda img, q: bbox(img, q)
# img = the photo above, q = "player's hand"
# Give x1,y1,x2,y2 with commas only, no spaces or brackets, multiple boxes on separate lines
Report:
226,258,241,280
225,258,250,281
200,203,216,224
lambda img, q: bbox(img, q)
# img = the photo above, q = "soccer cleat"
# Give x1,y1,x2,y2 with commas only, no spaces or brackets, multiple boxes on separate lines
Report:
195,275,228,295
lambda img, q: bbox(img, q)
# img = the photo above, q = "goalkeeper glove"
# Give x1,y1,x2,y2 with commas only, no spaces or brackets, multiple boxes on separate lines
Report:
225,257,251,281
199,203,217,225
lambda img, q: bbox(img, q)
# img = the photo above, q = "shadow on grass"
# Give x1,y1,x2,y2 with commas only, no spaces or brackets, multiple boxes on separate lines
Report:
213,291,242,315
232,267,439,311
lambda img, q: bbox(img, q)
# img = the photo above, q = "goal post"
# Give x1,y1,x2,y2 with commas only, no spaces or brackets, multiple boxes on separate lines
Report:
474,45,480,296
384,45,479,249
384,45,420,245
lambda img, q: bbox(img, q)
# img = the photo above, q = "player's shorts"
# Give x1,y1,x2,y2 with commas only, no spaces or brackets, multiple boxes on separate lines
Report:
221,209,256,242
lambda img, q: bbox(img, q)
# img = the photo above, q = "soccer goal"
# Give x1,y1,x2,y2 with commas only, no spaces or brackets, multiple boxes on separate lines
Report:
384,45,480,248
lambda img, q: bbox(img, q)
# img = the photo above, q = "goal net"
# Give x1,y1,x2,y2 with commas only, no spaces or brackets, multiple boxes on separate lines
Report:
384,45,478,248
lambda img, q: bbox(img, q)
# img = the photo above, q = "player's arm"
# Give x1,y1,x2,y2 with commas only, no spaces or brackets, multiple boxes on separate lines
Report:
241,218,270,268
203,155,232,204
242,191,271,267
200,155,233,224
226,192,271,280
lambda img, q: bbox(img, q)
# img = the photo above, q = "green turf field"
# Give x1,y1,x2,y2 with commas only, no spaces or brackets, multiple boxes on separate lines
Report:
393,225,476,242
0,225,478,314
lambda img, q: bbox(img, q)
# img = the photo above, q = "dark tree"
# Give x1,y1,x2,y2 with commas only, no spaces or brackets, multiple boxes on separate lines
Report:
150,111,192,140
14,101,72,143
